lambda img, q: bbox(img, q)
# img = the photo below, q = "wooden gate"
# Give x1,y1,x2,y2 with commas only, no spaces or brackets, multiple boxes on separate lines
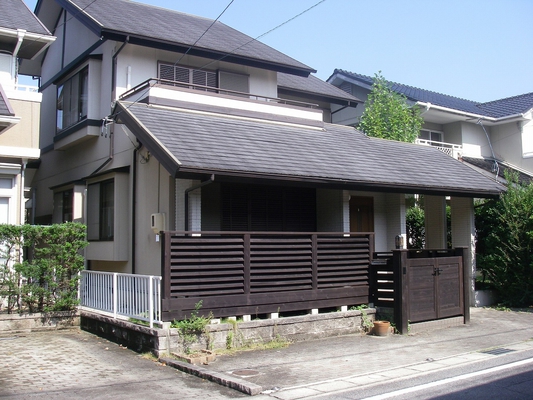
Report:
371,248,469,334
408,256,464,323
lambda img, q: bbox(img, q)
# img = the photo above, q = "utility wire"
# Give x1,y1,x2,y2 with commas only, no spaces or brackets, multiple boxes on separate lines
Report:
197,0,327,71
172,0,235,67
111,0,235,120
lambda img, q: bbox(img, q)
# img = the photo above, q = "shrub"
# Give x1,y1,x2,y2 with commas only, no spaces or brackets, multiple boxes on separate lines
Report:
475,173,533,307
0,223,88,313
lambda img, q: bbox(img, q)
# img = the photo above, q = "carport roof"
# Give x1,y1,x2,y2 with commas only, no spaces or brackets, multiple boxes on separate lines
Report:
115,101,505,198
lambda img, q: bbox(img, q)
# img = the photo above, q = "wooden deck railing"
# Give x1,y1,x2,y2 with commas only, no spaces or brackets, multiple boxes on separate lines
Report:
161,231,374,320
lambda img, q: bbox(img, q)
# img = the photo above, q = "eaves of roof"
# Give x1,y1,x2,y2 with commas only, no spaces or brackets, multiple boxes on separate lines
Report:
330,69,533,121
114,100,505,198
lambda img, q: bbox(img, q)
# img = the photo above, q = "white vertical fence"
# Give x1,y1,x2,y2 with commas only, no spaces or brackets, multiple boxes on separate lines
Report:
80,271,162,328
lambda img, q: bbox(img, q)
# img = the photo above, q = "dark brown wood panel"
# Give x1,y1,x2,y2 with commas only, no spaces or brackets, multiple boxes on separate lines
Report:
162,231,374,320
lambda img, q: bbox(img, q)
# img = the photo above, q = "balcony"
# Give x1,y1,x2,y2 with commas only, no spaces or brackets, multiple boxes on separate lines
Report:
415,138,462,159
119,78,324,128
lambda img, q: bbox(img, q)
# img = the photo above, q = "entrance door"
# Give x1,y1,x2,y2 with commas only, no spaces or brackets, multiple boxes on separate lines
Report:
350,196,374,232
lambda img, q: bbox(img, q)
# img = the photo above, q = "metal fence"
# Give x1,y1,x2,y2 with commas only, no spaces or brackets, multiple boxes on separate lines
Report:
80,271,162,328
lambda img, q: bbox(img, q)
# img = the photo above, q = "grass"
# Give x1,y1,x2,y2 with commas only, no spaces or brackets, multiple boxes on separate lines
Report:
215,335,290,355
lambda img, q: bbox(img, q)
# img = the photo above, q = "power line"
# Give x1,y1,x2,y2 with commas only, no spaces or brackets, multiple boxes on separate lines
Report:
197,0,327,71
172,0,235,67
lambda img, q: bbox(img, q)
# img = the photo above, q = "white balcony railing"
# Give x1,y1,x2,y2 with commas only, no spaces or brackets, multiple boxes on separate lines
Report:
80,271,162,328
416,139,463,159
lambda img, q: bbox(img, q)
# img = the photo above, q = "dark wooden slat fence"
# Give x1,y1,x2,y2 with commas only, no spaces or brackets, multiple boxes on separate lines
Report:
161,231,374,320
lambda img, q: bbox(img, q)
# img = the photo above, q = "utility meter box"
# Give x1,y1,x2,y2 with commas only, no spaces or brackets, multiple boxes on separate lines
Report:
151,213,165,233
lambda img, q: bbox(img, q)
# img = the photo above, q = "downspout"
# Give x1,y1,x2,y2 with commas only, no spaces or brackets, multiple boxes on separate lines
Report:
477,119,500,182
111,37,129,102
12,30,26,85
184,175,215,232
19,160,26,225
131,142,141,274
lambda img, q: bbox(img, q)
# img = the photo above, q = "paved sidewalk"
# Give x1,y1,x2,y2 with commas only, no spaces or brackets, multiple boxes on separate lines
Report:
1,308,532,399
196,307,533,398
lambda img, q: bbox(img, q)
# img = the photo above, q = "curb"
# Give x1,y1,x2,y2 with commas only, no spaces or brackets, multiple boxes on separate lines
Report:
159,357,263,396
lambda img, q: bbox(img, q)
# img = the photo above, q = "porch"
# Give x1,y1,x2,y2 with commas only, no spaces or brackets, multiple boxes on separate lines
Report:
81,232,468,335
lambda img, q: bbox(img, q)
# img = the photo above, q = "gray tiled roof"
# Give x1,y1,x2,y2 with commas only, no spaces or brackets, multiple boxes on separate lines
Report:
332,69,533,119
116,101,504,197
0,0,51,35
277,73,362,105
63,0,314,75
462,157,533,185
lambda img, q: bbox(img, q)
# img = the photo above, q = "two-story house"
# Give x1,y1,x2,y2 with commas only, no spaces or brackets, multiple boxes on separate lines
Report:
0,0,54,225
327,69,533,182
26,0,504,317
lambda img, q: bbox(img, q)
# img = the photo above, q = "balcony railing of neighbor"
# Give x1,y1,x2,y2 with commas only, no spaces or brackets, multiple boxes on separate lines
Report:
80,271,162,328
161,231,374,321
415,139,463,159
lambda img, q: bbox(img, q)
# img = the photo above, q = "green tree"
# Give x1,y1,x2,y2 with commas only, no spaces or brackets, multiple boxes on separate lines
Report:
475,173,533,307
358,72,423,143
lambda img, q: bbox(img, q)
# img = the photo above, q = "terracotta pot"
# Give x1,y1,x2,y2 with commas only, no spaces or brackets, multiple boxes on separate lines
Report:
373,320,391,336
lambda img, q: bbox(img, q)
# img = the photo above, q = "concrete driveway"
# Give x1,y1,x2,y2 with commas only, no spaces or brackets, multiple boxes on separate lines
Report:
0,329,245,399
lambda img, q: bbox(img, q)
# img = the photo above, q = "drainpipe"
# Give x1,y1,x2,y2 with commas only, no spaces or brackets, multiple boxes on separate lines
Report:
184,175,214,232
12,29,26,86
131,141,142,274
19,160,26,225
111,37,129,103
477,119,499,182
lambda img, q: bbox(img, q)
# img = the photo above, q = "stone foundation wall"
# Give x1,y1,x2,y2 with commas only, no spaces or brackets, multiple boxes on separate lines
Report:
80,309,375,357
0,311,80,334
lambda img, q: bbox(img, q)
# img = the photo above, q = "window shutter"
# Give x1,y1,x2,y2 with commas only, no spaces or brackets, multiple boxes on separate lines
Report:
159,64,174,82
219,71,249,93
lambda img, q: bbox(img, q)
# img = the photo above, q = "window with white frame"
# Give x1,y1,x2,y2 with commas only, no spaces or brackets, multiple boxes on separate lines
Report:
0,176,14,225
56,66,88,131
87,179,114,241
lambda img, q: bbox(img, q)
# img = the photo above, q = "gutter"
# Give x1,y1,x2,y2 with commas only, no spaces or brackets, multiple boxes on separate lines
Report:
416,101,528,124
111,37,129,102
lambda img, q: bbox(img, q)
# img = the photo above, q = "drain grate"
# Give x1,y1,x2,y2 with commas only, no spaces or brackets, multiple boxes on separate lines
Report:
480,347,516,356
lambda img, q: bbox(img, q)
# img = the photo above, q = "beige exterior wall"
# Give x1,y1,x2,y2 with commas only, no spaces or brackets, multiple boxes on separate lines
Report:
450,196,475,305
424,195,447,249
1,97,40,149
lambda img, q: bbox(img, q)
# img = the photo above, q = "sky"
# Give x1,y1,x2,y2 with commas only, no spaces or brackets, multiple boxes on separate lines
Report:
23,0,533,103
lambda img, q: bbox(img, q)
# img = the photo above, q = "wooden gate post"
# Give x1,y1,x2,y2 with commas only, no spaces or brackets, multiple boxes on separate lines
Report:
393,250,409,334
455,247,469,324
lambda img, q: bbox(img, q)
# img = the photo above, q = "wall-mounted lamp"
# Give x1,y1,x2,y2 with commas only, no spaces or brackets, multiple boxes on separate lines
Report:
395,234,404,250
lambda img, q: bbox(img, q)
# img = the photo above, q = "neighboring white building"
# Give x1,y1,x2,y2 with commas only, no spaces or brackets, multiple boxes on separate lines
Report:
0,0,55,225
328,70,533,182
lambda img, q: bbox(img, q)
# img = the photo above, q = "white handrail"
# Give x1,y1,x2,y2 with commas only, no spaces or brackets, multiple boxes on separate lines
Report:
80,270,162,328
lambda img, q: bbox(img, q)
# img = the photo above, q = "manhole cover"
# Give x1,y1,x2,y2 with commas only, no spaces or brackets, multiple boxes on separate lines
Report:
231,369,260,377
480,348,516,356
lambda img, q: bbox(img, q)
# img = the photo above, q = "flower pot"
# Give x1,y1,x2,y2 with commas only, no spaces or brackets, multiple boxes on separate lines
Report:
373,320,391,336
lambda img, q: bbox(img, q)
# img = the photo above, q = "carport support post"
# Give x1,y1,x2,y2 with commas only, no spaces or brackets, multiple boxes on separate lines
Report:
393,250,409,334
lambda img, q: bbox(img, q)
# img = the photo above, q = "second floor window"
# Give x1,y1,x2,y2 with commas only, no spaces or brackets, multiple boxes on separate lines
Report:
57,66,88,131
159,63,217,91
